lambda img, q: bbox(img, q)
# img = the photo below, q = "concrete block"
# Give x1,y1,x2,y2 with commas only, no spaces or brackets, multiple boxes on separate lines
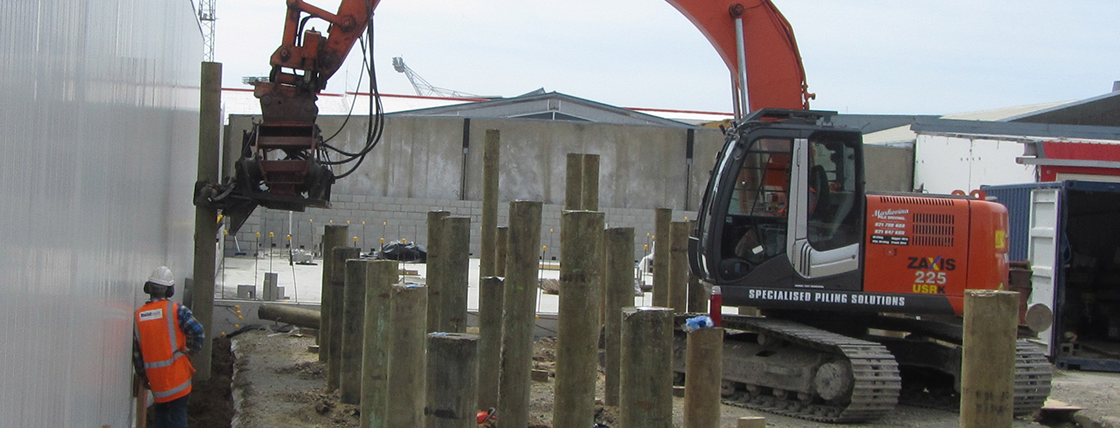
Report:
262,273,279,301
237,285,256,300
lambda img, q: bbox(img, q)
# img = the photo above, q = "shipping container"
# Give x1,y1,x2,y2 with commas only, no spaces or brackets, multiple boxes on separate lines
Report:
984,181,1120,372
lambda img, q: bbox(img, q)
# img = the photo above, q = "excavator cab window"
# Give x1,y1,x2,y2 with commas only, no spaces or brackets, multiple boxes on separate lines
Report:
696,123,863,284
718,137,794,277
806,137,860,251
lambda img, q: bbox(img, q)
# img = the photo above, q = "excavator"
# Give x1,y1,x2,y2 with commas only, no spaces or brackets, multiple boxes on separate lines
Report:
673,0,1053,423
192,0,1052,422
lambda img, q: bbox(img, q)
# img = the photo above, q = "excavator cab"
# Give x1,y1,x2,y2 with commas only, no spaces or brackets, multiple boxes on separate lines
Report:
691,109,865,295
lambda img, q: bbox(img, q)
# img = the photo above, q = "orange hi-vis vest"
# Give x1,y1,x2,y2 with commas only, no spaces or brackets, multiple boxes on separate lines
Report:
135,300,195,403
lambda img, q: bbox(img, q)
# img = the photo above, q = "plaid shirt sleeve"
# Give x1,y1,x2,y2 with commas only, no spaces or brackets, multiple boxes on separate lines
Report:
176,303,206,355
132,333,148,385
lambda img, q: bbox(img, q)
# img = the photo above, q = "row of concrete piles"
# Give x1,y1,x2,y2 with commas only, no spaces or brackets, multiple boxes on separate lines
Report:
302,130,735,428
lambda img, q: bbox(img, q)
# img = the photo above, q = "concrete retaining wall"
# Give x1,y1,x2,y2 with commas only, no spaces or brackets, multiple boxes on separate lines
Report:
223,114,914,263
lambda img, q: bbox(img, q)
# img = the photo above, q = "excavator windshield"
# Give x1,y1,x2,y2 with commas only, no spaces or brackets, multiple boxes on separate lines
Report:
694,120,863,284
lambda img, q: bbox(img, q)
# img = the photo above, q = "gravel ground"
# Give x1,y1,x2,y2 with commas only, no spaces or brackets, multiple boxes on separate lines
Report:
230,329,359,428
219,329,1120,428
1047,369,1120,428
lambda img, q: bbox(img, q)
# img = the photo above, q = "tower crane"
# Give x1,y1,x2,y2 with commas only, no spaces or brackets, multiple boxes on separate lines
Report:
391,56,482,98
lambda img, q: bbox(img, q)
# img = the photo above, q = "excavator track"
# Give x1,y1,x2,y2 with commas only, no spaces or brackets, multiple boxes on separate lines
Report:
1012,340,1053,416
895,339,1052,416
715,316,902,423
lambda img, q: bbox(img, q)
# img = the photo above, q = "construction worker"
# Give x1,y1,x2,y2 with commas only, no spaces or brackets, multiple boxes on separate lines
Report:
133,266,205,428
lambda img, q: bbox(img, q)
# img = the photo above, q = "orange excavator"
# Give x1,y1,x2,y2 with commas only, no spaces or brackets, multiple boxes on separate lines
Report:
673,0,1052,423
194,0,1051,421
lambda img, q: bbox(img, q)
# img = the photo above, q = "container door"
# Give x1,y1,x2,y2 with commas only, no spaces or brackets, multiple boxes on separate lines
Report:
1027,187,1061,354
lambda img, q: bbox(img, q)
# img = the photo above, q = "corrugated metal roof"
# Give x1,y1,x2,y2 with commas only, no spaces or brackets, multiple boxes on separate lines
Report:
862,92,1120,145
910,119,1120,142
387,91,698,128
1006,91,1120,127
941,101,1071,121
220,88,732,126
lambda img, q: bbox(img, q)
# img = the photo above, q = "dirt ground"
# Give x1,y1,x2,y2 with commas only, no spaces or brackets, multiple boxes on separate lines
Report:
186,336,235,428
188,328,1120,428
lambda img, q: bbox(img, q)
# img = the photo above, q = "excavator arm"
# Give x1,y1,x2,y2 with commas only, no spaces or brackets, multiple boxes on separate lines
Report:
256,0,377,122
198,0,378,233
199,0,813,233
666,0,813,115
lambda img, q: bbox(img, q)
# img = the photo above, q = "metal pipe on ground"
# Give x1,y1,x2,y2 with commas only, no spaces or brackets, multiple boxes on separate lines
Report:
497,201,543,428
257,304,320,329
652,208,672,307
388,284,429,427
361,260,398,428
669,221,689,313
479,129,500,278
960,290,1019,428
603,227,635,407
620,307,675,428
684,327,724,428
191,61,222,381
426,332,480,428
319,224,349,361
477,276,504,411
327,246,360,391
426,211,450,333
441,217,471,333
553,211,604,428
340,259,369,404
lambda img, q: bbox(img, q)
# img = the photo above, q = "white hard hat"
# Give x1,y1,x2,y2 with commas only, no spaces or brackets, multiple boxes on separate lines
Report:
147,266,175,287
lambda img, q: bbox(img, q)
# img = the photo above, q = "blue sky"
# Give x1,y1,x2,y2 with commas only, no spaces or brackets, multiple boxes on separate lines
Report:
215,0,1119,115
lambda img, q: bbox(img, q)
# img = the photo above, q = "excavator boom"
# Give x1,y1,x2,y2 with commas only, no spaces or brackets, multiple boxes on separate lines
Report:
667,0,812,114
200,0,815,233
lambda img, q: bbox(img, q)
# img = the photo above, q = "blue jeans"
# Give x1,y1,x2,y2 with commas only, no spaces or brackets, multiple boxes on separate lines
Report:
153,395,189,428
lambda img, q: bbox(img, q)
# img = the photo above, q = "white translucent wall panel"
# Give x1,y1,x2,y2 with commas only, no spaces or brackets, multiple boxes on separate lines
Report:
0,0,201,426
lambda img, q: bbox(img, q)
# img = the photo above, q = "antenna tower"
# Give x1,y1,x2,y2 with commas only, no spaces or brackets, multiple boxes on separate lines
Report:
199,0,217,61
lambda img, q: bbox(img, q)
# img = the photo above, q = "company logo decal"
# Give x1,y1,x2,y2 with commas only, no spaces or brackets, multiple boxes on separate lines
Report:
907,256,956,271
747,289,906,307
139,309,164,321
873,209,909,220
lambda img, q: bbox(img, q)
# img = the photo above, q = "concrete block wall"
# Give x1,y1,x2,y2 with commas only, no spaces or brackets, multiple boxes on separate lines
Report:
226,192,696,265
226,114,725,213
